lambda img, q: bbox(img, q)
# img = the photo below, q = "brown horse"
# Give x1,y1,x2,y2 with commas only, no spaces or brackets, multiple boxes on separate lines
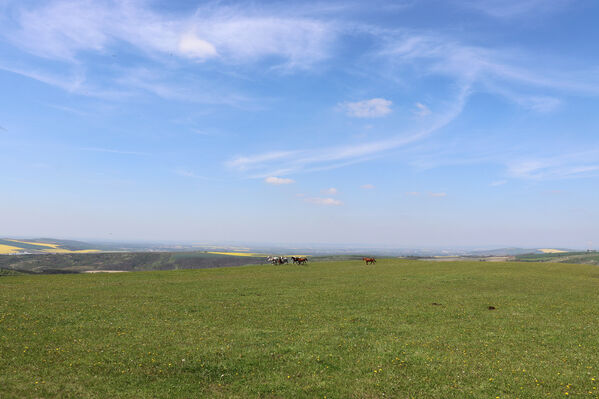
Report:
293,257,308,265
363,257,376,265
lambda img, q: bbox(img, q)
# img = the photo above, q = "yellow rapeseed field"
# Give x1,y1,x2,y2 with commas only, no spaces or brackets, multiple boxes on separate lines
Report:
6,239,60,248
539,248,567,253
207,251,261,257
41,249,101,254
0,244,24,254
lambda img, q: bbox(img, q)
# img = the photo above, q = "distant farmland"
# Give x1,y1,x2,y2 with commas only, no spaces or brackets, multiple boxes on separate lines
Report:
515,251,599,266
1,259,599,398
0,238,101,255
0,251,267,274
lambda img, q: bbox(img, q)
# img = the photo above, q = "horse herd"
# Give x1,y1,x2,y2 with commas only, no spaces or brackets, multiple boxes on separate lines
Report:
266,256,377,265
266,256,308,265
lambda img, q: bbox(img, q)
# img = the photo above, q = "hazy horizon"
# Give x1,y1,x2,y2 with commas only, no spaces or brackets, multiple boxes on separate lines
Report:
1,0,598,248
1,235,592,252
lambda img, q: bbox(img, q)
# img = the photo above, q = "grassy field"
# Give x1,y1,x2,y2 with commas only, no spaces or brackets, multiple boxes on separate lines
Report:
1,259,599,398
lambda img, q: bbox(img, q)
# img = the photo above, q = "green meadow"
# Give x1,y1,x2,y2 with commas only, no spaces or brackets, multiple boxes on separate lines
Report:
1,260,598,398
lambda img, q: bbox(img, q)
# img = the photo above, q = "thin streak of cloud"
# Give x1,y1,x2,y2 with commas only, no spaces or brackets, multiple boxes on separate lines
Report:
228,151,298,171
361,184,375,189
265,176,294,184
173,168,221,181
304,197,343,206
0,63,131,99
507,149,599,180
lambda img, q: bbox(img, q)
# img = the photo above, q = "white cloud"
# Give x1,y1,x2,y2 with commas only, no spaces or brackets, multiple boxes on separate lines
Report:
414,102,431,117
322,187,338,195
178,33,218,60
341,98,392,118
305,197,343,206
361,184,375,189
265,176,294,184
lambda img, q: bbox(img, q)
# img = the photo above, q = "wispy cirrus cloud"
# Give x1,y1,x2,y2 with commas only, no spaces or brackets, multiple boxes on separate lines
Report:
381,32,599,98
4,0,337,68
507,150,599,180
0,62,132,99
228,82,471,177
0,0,339,106
227,27,599,178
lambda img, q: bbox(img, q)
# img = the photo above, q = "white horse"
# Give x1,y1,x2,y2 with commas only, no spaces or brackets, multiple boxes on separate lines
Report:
267,256,281,265
266,256,289,265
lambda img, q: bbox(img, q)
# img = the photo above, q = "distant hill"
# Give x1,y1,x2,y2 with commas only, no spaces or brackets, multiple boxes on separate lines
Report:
0,251,267,273
0,237,273,255
516,251,599,265
468,247,577,256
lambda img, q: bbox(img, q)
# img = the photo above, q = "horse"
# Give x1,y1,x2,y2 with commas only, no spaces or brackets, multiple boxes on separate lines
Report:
267,256,283,265
295,257,308,265
363,257,376,265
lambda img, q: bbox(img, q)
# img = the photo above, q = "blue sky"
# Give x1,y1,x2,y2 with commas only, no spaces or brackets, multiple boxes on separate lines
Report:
1,0,598,248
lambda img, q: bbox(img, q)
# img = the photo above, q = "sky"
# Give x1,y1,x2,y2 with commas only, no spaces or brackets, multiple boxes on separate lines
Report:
1,0,598,248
